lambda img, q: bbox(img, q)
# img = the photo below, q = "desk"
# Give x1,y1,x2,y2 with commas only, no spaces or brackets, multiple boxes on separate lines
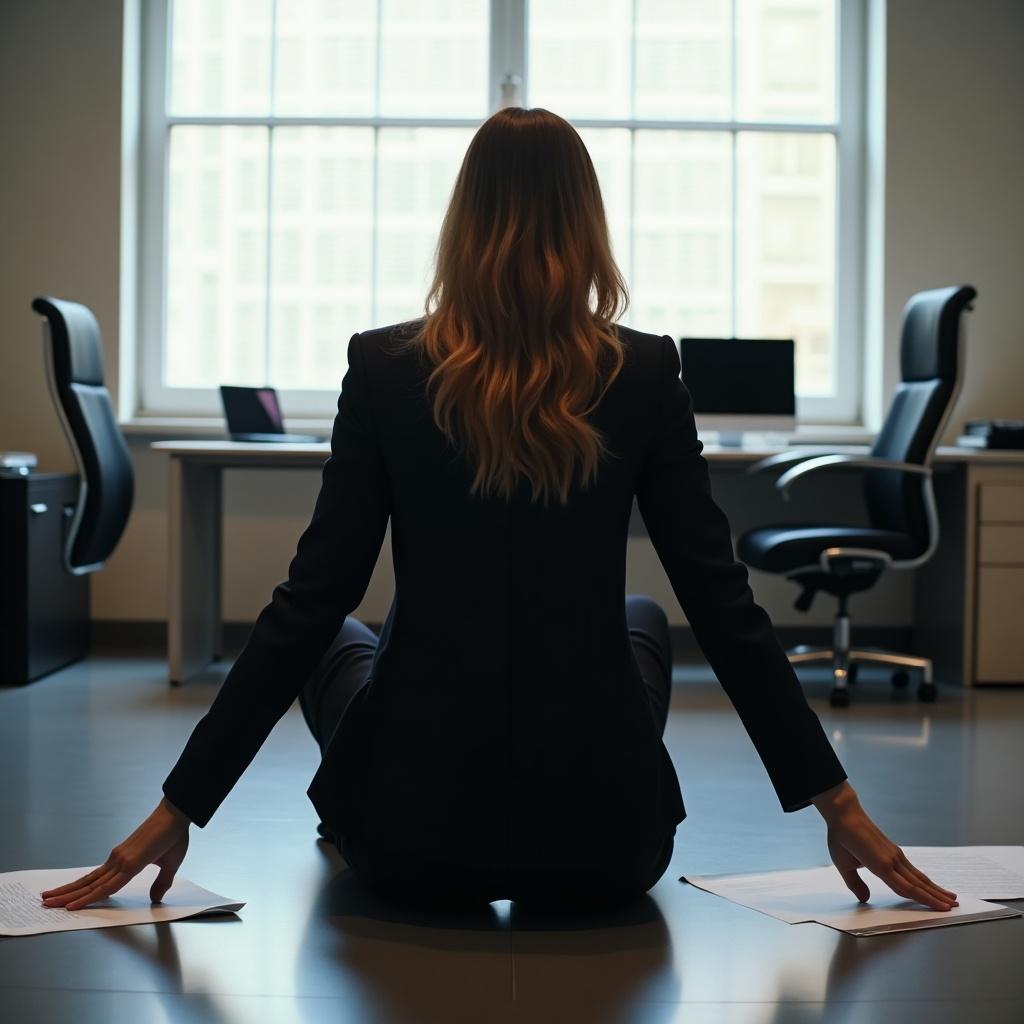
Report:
152,440,1024,686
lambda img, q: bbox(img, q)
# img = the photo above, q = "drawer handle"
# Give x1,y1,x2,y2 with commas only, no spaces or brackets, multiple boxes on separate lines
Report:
29,502,49,515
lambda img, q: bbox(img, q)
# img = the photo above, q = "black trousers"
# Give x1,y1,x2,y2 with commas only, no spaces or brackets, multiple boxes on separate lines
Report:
299,594,676,910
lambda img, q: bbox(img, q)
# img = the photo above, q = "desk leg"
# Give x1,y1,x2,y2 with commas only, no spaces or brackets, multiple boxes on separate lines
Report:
913,464,968,686
168,458,222,686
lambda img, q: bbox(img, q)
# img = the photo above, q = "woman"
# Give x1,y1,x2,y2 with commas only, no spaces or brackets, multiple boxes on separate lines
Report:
42,108,956,914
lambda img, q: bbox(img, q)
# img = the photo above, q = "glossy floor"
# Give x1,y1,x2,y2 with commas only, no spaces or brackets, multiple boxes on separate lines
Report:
2,654,1023,1023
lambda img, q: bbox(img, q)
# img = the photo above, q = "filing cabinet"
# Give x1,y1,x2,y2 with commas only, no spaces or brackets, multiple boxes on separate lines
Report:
0,472,89,684
974,482,1024,683
915,457,1024,686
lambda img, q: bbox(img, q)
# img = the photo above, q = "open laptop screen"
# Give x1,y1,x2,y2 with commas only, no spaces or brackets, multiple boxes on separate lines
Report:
219,386,285,436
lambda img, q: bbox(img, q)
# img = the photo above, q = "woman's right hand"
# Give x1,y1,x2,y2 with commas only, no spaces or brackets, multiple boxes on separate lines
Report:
811,781,958,911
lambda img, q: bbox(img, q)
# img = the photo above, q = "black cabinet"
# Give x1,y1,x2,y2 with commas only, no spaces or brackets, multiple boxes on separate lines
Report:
0,472,89,684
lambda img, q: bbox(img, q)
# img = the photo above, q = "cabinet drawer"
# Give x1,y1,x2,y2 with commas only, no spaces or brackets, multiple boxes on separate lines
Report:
978,525,1024,564
979,484,1024,523
975,566,1024,683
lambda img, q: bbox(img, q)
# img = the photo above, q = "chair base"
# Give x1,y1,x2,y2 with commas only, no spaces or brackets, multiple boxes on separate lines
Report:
785,621,936,707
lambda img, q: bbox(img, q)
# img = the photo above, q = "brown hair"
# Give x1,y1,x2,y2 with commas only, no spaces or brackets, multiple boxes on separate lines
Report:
398,107,628,506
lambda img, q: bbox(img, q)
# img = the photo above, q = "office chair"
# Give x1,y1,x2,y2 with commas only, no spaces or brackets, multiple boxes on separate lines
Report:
31,296,134,574
737,285,977,707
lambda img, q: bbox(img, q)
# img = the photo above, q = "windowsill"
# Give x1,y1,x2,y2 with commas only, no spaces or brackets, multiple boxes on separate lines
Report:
120,416,877,445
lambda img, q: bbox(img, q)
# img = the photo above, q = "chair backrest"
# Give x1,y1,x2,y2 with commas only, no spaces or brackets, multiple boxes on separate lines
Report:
31,296,134,574
865,285,976,543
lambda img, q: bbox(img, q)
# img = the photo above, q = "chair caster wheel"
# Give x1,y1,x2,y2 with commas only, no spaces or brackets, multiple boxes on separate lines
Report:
830,687,851,708
917,682,938,703
891,669,910,689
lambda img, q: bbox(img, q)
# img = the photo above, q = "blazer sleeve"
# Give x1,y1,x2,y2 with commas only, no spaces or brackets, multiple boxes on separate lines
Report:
162,333,392,827
635,335,847,812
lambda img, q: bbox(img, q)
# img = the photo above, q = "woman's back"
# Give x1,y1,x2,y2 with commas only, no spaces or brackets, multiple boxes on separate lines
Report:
308,319,686,873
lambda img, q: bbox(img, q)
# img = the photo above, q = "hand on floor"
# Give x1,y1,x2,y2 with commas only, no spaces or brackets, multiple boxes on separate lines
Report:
39,797,191,910
812,781,959,911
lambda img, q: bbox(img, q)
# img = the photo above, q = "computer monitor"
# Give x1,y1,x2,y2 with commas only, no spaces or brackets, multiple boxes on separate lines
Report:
678,337,796,445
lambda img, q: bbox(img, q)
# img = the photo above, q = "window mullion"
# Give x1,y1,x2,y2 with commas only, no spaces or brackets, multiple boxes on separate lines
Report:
263,0,279,386
373,0,383,116
492,0,527,110
730,132,738,338
628,126,636,304
370,127,380,327
835,0,867,423
628,0,637,120
139,0,172,418
729,0,739,338
263,127,275,386
370,1,383,328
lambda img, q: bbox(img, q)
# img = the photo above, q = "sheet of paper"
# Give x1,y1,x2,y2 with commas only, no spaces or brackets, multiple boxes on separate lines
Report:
900,846,1024,899
0,865,244,937
682,858,1022,937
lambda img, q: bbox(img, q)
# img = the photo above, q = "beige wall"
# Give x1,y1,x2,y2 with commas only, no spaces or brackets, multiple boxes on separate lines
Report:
1,0,1021,628
883,0,1024,438
0,0,124,472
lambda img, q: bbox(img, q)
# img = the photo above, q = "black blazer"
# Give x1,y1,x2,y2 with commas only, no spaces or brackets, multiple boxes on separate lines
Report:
163,323,846,872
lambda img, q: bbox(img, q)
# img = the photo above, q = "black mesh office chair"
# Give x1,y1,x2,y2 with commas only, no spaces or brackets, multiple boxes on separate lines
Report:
737,285,977,707
31,296,134,574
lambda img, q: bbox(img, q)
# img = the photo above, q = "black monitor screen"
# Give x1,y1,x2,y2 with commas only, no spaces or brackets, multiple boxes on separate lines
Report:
679,338,795,416
219,386,285,434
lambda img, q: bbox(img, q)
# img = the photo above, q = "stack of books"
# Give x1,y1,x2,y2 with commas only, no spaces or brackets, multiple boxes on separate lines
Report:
956,420,1024,450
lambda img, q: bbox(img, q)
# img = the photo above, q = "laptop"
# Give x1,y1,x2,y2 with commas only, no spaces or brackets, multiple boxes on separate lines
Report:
219,386,325,443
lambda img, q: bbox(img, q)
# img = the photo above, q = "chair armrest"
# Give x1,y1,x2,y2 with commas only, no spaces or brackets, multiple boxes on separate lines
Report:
775,454,932,501
744,449,836,475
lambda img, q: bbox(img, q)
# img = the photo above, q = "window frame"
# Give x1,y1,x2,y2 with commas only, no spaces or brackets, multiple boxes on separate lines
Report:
134,0,865,424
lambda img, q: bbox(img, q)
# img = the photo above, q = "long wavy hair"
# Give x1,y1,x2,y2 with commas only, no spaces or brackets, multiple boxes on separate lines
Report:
397,107,629,507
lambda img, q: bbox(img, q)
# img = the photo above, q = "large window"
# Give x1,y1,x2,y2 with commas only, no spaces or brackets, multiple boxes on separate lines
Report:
138,0,863,421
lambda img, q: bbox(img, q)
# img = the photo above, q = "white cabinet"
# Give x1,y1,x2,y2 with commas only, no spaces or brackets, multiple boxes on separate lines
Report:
916,458,1024,686
973,482,1024,684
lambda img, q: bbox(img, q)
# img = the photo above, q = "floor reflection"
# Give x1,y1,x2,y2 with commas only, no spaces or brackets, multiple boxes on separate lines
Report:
295,841,676,1021
509,894,677,1020
98,920,237,1024
295,848,508,1021
820,928,917,1002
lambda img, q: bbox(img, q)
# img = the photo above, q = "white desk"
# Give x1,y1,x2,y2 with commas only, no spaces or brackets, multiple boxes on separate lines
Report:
151,440,1024,686
152,441,330,685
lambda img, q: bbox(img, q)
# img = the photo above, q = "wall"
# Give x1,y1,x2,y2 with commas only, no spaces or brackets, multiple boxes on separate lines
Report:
0,0,124,472
882,0,1024,435
1,0,1021,631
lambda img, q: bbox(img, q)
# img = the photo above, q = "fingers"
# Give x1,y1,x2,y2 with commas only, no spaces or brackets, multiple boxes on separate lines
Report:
42,864,135,911
894,862,958,910
68,870,134,910
42,866,119,908
883,863,958,911
828,838,870,902
150,862,178,904
40,865,107,899
838,865,871,903
898,855,958,902
64,871,134,911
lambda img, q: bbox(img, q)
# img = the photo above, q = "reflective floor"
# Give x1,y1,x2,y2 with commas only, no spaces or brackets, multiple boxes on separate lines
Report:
2,653,1023,1022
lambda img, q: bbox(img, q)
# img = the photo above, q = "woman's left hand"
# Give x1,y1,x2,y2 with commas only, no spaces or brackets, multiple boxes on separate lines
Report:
40,797,192,910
